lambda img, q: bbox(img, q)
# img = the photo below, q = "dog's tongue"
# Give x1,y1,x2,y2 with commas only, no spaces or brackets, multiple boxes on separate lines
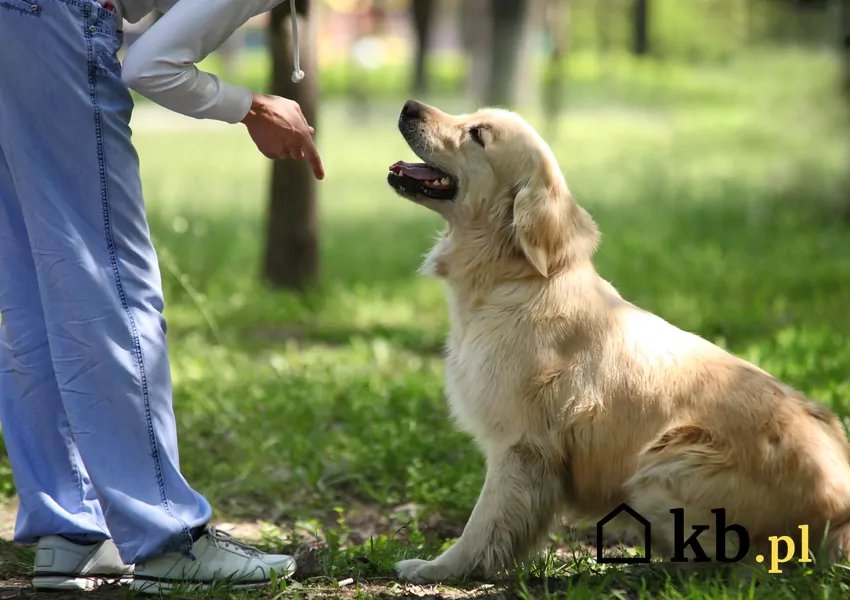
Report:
389,161,446,180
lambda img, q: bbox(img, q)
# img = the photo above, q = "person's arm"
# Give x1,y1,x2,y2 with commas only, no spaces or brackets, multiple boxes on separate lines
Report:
122,0,323,178
121,0,279,124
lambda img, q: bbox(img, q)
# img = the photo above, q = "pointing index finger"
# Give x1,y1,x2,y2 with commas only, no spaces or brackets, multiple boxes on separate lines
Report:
300,131,324,180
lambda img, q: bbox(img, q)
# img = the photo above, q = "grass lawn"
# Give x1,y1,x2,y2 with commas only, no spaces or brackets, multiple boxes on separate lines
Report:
1,47,850,598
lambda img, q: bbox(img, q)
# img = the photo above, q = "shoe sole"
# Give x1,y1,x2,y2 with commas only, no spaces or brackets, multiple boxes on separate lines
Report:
131,566,296,595
33,575,133,591
131,577,276,595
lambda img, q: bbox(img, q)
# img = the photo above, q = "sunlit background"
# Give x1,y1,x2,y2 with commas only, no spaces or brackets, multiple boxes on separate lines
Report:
1,0,850,595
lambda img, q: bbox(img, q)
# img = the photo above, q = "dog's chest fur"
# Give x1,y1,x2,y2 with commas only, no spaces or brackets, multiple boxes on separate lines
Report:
440,287,551,449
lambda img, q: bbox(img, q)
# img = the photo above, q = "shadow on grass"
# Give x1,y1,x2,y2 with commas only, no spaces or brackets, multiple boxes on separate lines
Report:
513,559,850,599
0,538,29,583
242,323,445,357
149,167,850,358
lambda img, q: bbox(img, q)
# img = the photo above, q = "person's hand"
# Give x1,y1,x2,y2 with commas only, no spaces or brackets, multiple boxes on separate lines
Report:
241,93,324,180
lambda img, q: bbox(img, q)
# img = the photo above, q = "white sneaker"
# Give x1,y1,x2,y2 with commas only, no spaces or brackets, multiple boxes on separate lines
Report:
32,535,134,591
131,526,296,594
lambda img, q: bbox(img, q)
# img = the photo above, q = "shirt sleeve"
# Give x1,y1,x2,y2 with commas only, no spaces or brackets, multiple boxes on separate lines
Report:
121,0,283,124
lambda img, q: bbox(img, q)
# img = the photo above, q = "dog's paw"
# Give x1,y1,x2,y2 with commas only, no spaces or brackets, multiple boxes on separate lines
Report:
395,558,455,583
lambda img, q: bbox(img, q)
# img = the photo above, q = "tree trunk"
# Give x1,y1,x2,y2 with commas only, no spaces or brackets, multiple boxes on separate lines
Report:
486,0,528,107
462,0,541,109
842,0,850,97
262,0,319,290
411,0,435,94
542,0,570,137
519,0,545,108
486,0,541,108
462,0,492,105
632,0,650,56
842,0,850,222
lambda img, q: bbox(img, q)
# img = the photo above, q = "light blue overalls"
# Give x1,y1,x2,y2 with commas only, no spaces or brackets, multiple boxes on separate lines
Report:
0,0,213,564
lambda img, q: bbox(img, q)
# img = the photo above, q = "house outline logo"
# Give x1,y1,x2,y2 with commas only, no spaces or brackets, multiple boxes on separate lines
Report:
595,503,651,564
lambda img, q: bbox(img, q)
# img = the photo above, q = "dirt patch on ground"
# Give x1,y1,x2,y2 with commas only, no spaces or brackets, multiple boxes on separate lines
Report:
281,581,514,600
0,498,639,599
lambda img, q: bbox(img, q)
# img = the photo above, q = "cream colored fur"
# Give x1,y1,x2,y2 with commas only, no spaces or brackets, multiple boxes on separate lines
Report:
387,101,850,584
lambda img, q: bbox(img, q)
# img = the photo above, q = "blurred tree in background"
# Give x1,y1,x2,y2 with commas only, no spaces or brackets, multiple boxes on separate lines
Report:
542,0,571,137
410,0,435,94
632,0,649,55
459,0,543,108
263,0,320,290
244,0,849,289
842,0,850,95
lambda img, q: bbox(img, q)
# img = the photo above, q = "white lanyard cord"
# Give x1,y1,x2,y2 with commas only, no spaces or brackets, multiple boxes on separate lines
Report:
289,0,305,82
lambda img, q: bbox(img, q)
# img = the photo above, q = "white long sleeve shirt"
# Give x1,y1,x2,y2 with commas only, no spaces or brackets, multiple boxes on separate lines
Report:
113,0,284,124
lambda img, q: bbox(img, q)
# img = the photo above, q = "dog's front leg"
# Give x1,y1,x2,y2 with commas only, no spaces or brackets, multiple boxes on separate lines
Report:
396,441,562,583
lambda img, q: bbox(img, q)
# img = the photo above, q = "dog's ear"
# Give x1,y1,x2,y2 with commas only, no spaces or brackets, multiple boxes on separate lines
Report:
512,172,599,278
512,178,568,278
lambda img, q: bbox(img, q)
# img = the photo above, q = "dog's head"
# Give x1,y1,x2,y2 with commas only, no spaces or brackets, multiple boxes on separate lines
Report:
387,100,598,280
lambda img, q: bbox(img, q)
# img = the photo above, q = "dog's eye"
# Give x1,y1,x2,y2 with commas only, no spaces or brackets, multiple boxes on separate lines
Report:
469,126,485,147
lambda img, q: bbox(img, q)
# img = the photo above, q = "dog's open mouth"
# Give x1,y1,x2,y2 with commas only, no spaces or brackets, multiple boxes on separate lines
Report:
387,161,457,201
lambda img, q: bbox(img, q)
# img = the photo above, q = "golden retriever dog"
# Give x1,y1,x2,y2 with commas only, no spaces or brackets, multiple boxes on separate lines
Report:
385,99,850,583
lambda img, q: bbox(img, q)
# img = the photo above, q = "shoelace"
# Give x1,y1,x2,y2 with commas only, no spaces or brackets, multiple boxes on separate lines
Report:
208,526,265,556
187,526,265,560
288,0,305,83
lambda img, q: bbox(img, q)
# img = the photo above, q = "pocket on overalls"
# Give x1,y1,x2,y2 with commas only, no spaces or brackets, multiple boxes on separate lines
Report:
75,0,133,121
0,0,42,16
86,0,124,75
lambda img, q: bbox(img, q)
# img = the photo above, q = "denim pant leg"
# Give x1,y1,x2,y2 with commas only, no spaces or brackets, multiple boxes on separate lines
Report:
0,0,212,564
0,142,110,545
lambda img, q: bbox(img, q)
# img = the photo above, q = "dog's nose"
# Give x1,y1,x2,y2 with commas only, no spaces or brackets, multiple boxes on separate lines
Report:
401,99,424,120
